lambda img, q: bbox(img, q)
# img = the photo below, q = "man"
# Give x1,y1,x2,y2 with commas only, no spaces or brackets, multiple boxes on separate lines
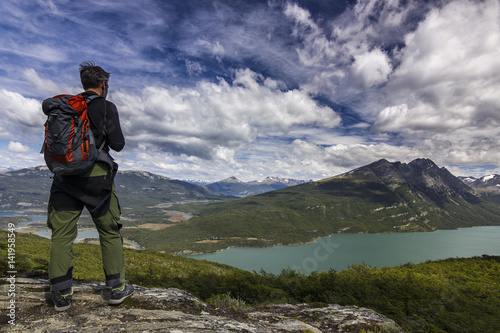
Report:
45,61,133,311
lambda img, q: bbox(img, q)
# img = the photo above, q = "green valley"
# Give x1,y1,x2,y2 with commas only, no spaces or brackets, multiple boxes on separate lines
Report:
123,159,500,254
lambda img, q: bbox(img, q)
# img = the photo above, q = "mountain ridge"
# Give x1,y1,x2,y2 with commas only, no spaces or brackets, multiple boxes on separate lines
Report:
352,158,477,206
459,174,500,204
0,166,230,217
122,158,500,254
205,176,310,197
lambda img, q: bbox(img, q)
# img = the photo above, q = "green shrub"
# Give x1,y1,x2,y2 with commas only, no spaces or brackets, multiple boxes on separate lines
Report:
207,292,248,311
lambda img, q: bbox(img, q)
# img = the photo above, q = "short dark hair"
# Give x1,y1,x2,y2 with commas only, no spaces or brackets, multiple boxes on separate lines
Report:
79,61,110,90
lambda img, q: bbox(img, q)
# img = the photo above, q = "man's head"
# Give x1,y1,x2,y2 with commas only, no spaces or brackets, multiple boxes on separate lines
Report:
79,61,110,98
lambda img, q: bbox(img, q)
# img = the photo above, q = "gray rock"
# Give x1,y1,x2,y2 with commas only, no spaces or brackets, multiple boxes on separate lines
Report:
1,278,403,332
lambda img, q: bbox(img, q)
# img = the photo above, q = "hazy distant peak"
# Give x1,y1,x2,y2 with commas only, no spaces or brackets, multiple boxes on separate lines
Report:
460,174,500,188
220,176,243,183
119,170,172,180
483,174,497,182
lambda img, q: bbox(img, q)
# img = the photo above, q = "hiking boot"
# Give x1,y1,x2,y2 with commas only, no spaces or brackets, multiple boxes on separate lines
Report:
53,287,73,311
109,283,134,305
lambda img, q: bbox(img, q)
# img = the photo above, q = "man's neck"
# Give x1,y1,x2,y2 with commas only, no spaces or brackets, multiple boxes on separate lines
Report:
86,88,105,98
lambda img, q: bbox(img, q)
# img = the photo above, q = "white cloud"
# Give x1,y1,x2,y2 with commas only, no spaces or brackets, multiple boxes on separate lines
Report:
280,0,422,101
185,60,205,76
113,68,341,160
379,0,500,132
287,127,366,146
284,3,338,69
8,141,30,153
361,0,500,172
351,48,392,88
23,68,63,95
372,103,470,133
195,40,226,61
1,0,499,181
0,142,44,170
283,3,315,28
291,140,419,171
0,89,44,139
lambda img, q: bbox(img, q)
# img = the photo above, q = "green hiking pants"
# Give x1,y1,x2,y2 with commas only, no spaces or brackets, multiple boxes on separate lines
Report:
47,162,125,292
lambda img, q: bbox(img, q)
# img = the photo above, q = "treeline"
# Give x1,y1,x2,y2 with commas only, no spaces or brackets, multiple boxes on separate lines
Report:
1,231,499,333
161,257,500,333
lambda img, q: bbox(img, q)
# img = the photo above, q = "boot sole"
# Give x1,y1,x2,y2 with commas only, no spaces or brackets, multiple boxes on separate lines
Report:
54,304,71,312
108,290,134,305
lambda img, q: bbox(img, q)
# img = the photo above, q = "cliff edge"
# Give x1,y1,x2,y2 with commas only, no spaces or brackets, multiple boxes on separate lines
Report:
1,278,403,332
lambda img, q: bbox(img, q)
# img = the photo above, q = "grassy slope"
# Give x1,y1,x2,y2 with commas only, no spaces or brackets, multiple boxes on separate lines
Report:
122,173,500,254
0,231,242,287
1,230,499,333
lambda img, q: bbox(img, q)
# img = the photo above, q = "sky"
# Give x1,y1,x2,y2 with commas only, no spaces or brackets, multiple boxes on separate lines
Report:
0,0,499,182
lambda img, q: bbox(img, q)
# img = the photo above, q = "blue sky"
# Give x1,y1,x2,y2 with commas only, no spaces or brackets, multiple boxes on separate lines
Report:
0,0,499,181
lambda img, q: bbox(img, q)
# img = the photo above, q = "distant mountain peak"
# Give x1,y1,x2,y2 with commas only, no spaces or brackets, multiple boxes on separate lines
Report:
483,174,500,183
459,174,500,204
351,158,475,207
220,176,243,183
206,176,311,197
259,176,309,184
120,170,172,180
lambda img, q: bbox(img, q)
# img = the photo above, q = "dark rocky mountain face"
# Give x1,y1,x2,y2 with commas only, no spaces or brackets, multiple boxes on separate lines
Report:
361,159,478,207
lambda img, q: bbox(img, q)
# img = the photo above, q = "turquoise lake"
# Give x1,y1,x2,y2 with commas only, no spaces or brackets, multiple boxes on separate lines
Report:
187,226,500,274
3,211,499,272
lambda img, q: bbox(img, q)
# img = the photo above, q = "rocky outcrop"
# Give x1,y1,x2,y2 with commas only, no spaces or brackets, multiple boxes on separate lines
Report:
1,278,403,332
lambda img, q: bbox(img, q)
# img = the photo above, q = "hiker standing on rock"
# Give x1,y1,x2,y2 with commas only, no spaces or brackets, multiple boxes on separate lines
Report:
42,61,134,311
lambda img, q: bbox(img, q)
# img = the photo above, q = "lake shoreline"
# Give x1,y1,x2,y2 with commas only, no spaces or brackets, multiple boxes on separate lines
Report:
2,211,499,263
185,225,500,274
177,224,486,256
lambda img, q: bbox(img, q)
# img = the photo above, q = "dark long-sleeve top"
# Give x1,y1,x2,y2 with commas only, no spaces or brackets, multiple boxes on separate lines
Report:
80,91,125,153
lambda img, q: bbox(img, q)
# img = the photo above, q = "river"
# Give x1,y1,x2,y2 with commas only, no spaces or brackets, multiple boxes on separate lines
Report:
0,211,143,249
187,226,500,274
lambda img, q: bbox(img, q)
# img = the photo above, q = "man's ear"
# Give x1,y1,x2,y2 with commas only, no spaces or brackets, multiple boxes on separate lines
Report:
100,81,108,98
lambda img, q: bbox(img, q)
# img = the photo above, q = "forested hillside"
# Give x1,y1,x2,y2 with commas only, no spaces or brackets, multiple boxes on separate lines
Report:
2,231,499,333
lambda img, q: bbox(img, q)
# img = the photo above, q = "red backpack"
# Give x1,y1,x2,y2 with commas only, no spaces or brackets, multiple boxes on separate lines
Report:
41,94,106,175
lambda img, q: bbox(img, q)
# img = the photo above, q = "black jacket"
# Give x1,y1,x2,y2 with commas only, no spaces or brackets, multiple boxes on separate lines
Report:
80,91,125,154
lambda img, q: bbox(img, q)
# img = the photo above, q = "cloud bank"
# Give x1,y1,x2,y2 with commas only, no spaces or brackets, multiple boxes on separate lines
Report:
0,0,499,180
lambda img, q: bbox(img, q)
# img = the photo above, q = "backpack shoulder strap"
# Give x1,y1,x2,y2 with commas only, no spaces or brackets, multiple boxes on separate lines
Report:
85,94,102,104
83,94,107,151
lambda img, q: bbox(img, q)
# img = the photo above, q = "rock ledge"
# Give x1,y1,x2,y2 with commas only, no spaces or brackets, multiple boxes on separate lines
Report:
1,278,403,332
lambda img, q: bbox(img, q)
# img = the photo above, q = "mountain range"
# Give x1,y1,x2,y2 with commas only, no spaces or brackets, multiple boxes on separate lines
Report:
2,159,500,254
204,176,311,197
120,158,500,254
0,166,229,214
0,167,307,211
459,174,500,204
